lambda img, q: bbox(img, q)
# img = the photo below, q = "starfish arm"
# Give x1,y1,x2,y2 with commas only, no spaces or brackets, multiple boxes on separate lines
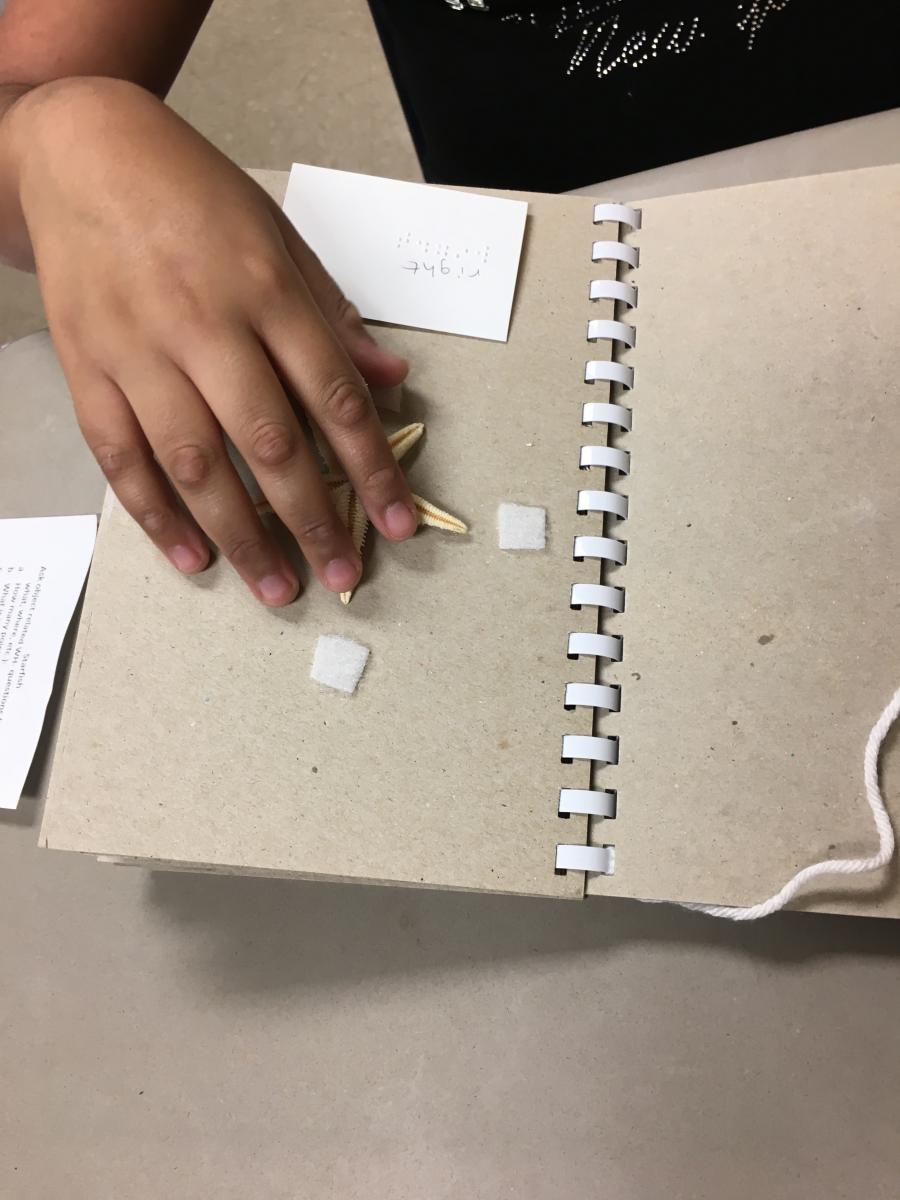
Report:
389,422,425,461
338,493,373,605
412,494,468,534
329,481,353,532
347,493,370,555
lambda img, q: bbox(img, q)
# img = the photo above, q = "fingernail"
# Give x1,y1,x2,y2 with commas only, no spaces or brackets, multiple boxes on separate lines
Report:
324,557,360,592
257,573,298,606
385,502,418,540
169,544,203,573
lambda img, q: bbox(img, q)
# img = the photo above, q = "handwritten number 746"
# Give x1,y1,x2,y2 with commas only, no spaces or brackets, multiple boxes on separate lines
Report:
402,259,481,279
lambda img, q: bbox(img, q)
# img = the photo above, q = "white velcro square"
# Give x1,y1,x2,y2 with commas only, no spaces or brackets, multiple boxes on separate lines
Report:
310,634,370,694
497,503,546,550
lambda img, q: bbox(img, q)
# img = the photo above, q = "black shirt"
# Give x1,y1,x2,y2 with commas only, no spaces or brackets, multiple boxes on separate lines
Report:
367,0,900,191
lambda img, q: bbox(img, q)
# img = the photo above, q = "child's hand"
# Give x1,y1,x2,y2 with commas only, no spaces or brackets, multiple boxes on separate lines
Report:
11,77,418,605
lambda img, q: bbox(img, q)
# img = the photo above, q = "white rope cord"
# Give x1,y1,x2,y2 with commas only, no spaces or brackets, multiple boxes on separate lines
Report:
681,685,900,921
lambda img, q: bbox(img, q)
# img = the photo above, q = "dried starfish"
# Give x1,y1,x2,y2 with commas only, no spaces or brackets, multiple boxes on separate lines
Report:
257,421,467,603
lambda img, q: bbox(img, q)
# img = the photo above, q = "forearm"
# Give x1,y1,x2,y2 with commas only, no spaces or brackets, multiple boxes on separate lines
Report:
0,0,214,270
0,1,214,100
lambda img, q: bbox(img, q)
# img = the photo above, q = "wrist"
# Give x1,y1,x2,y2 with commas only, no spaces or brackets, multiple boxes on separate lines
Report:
4,78,162,268
8,75,156,172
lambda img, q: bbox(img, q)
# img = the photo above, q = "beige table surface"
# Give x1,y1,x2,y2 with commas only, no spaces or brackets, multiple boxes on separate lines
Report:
3,115,900,1199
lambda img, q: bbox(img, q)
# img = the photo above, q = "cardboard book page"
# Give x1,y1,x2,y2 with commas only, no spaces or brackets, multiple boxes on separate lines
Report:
41,189,620,898
590,165,900,917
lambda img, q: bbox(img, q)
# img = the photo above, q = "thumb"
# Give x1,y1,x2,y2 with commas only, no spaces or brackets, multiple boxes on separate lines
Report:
270,202,410,389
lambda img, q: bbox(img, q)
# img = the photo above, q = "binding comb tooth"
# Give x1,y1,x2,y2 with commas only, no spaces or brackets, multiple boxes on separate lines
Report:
556,200,640,880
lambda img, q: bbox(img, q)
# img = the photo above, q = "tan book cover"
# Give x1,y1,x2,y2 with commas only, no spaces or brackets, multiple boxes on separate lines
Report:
592,165,900,917
41,166,900,917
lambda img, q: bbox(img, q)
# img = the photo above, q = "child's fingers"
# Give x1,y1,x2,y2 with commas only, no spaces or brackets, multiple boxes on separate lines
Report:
71,370,209,575
178,330,363,597
114,357,301,607
251,273,419,544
